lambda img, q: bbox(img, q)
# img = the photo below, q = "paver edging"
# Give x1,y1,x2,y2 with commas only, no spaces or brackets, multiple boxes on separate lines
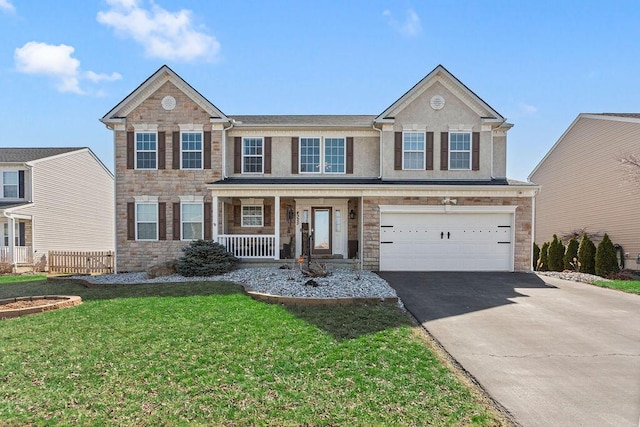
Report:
0,295,83,319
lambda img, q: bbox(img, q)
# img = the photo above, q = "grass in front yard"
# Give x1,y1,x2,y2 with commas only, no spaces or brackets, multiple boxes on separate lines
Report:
0,279,501,426
593,280,640,295
0,274,46,284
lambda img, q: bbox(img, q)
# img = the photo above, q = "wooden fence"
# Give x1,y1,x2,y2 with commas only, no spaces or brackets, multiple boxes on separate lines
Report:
48,251,114,274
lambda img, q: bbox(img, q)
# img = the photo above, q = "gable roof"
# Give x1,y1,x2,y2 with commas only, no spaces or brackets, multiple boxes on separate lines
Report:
375,64,504,123
100,65,228,125
528,113,640,180
0,147,83,163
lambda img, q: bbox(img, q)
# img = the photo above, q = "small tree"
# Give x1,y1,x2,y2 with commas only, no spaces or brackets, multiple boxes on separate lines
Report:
595,233,620,277
538,242,549,271
577,234,596,275
563,237,579,270
547,234,565,272
177,240,240,277
533,242,540,271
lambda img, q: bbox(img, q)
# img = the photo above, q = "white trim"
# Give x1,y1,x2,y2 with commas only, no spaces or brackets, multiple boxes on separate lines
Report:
448,131,472,170
299,137,322,174
401,131,426,170
135,201,159,241
0,170,20,199
179,123,204,132
297,136,347,175
241,204,263,228
180,130,204,170
181,201,204,241
132,124,158,132
379,205,518,214
134,131,159,170
323,137,346,174
179,195,204,202
134,195,158,202
241,137,265,174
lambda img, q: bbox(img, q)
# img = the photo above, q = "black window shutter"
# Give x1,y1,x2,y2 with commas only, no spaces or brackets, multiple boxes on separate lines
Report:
158,202,166,240
264,137,272,174
264,205,271,227
426,132,434,171
234,205,241,226
346,137,354,174
172,131,180,169
394,132,402,170
127,132,135,169
158,132,166,170
127,202,135,240
204,202,212,240
18,222,25,246
234,137,242,173
472,132,480,171
173,203,180,240
204,131,212,169
18,170,25,198
440,132,449,170
291,137,299,174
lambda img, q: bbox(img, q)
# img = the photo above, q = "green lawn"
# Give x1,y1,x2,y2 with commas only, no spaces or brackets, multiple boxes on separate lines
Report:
0,279,504,426
0,274,47,284
593,280,640,295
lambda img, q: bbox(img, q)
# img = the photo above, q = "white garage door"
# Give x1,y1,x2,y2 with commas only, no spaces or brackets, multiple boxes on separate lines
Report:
379,210,513,271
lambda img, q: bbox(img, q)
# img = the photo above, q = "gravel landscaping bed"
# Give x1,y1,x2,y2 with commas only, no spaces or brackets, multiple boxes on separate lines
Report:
76,267,398,299
536,271,609,284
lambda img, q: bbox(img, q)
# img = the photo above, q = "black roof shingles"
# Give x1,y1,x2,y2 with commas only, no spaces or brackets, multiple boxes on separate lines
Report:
209,177,514,186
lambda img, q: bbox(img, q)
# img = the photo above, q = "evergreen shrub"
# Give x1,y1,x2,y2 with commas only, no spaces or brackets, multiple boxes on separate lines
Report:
577,234,596,275
595,233,620,277
177,240,240,277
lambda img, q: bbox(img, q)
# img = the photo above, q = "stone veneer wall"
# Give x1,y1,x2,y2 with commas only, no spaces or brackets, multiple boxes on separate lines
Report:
362,196,533,272
116,81,223,272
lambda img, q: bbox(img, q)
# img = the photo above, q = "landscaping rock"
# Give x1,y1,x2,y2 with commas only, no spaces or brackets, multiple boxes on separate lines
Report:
147,260,178,279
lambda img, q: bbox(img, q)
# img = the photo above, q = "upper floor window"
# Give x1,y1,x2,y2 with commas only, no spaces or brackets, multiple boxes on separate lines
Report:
324,138,345,173
243,137,263,173
181,202,203,240
449,132,471,170
2,171,18,198
300,137,346,174
181,132,203,169
136,132,157,169
136,202,158,240
403,132,425,170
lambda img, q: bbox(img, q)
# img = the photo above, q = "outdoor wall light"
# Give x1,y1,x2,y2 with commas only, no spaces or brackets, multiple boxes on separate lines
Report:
349,209,356,220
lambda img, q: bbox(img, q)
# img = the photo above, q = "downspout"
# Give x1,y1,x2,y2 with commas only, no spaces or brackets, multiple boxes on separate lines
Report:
222,118,236,179
372,122,383,179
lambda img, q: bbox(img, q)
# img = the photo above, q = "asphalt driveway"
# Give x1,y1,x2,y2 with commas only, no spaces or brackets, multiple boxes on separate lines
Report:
379,272,640,427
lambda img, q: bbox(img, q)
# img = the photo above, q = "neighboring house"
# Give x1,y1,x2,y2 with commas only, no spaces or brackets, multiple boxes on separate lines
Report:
529,113,640,266
101,65,538,273
0,148,114,269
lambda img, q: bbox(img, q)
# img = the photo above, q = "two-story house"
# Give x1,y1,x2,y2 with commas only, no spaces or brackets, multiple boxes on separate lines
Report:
0,148,114,269
101,65,538,273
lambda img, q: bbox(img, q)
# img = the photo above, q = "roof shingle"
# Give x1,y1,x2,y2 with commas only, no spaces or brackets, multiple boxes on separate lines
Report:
0,147,83,163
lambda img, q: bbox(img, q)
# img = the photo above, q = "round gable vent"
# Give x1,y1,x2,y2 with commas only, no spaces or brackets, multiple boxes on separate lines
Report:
430,95,445,110
161,95,176,111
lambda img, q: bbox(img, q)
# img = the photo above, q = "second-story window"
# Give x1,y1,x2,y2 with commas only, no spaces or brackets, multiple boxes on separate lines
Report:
136,132,157,169
181,132,203,169
324,138,345,173
2,171,18,198
242,137,263,173
403,132,425,170
449,132,471,170
300,138,321,173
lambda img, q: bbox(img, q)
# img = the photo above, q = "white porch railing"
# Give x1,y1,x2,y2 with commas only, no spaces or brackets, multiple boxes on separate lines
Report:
0,246,33,264
217,235,276,259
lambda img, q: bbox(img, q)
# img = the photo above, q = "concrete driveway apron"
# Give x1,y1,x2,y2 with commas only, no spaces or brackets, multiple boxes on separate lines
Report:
379,272,640,427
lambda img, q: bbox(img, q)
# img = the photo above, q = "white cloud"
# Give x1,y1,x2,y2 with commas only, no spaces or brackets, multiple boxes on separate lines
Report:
0,0,15,13
97,0,220,62
384,8,422,37
517,102,538,116
14,41,121,95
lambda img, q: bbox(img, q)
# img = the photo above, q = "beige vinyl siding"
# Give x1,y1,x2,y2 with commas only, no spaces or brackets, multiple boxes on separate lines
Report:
531,117,640,263
19,150,114,255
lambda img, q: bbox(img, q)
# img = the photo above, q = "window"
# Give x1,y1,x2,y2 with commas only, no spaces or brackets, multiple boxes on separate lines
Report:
324,138,345,173
449,132,471,170
136,132,157,169
136,202,158,240
2,171,18,198
300,138,321,173
403,132,425,170
242,205,263,227
2,223,19,246
181,132,203,169
242,137,263,173
181,202,203,240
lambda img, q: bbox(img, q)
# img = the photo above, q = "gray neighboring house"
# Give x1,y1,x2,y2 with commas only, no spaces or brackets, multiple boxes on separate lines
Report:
101,64,538,273
529,113,640,267
0,147,114,269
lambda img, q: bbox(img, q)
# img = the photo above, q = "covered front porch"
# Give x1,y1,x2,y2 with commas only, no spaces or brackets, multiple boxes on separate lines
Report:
210,191,362,264
0,213,33,266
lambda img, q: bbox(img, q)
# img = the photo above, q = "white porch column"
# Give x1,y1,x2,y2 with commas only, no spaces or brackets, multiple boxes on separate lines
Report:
212,196,219,242
274,196,280,260
7,216,15,266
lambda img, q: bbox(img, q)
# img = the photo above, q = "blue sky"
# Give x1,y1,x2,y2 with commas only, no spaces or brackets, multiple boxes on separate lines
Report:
1,1,639,181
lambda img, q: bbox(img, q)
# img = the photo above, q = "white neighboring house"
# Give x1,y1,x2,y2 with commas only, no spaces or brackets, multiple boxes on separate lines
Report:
0,147,114,270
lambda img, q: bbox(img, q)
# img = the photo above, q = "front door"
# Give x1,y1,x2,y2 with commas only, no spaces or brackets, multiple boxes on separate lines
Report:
312,207,332,255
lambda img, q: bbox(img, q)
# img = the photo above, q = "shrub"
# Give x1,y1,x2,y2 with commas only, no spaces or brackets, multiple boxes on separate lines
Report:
563,237,579,270
0,262,13,274
577,234,596,275
595,233,620,277
177,240,240,277
547,234,565,272
538,242,549,271
533,242,540,271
